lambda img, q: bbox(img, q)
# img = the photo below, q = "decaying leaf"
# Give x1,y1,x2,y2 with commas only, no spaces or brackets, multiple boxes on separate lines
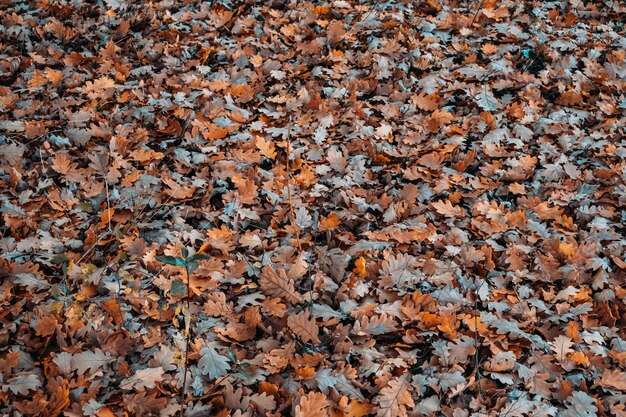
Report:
2,1,625,416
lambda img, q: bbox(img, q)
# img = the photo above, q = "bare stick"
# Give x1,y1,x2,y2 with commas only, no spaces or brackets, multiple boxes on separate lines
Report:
179,261,192,417
474,281,483,397
285,117,302,252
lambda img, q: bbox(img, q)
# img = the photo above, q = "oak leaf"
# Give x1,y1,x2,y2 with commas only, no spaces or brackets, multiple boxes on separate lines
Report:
120,367,164,390
375,376,413,417
288,309,321,344
71,349,114,375
550,335,574,363
2,374,42,395
260,266,303,304
198,345,231,379
598,369,626,391
295,391,329,417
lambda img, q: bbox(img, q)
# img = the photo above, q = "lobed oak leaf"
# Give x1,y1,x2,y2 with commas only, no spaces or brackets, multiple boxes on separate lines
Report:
206,226,237,254
319,213,341,230
256,135,277,160
44,67,64,86
353,314,398,336
124,392,168,417
423,109,454,132
335,398,374,417
550,335,574,363
295,391,329,417
288,252,309,279
82,76,115,100
35,314,59,337
432,200,466,218
598,369,626,391
198,345,231,379
260,266,303,304
2,374,42,395
412,92,440,111
564,391,597,417
484,351,516,372
568,351,590,368
288,309,321,344
120,367,164,390
71,349,115,375
162,176,196,200
294,366,316,380
353,256,367,277
375,376,413,417
475,87,501,111
249,392,277,414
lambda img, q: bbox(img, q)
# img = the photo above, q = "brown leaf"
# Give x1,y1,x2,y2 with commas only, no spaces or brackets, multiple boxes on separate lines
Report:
260,266,303,304
598,369,626,392
288,309,321,344
375,376,413,417
295,391,329,417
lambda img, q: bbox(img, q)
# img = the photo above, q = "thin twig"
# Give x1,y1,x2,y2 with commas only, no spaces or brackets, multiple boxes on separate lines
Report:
103,172,113,235
179,260,192,417
285,116,302,252
470,0,486,26
113,271,127,330
336,0,385,45
474,280,484,398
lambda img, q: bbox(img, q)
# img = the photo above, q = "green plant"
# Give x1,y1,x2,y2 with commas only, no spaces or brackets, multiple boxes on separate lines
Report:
156,248,210,416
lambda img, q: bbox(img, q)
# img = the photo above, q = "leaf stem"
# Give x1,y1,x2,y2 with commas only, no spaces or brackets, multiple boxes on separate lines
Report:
285,116,302,252
474,282,483,398
179,261,191,417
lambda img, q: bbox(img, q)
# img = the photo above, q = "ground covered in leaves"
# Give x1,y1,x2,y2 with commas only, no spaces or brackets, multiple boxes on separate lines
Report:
1,0,626,416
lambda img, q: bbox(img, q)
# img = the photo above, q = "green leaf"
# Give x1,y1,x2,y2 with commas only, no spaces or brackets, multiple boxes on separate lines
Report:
227,349,237,363
182,247,189,259
51,253,69,265
156,255,186,266
78,202,94,213
187,261,199,274
170,279,187,297
189,253,211,262
198,346,231,379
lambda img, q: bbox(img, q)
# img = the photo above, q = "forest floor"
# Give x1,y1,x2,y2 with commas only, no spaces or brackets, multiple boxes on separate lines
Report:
1,0,626,416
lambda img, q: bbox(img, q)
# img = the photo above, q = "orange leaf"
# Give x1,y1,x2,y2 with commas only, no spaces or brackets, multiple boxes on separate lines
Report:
319,213,341,230
197,242,210,254
423,109,454,132
417,311,440,328
569,351,590,367
437,312,458,338
598,369,626,391
204,124,230,140
353,256,366,277
99,208,115,229
294,366,316,380
432,199,465,218
256,135,277,160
